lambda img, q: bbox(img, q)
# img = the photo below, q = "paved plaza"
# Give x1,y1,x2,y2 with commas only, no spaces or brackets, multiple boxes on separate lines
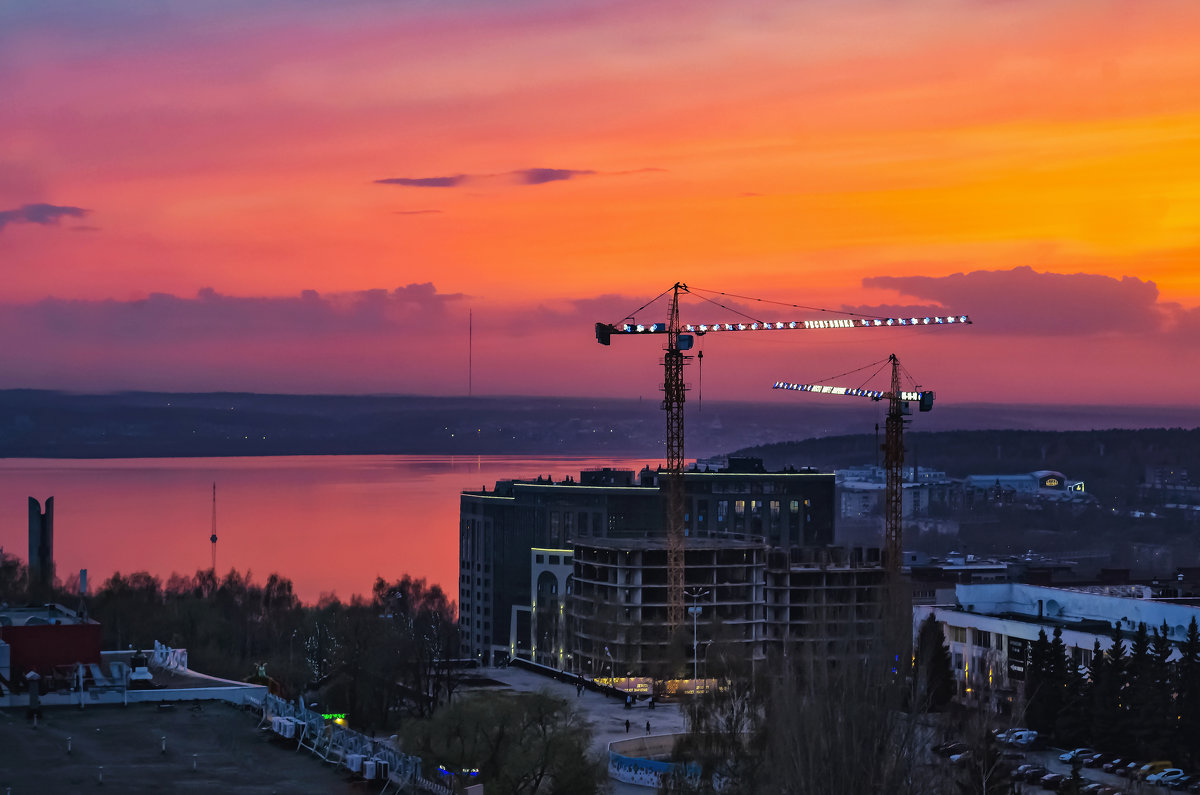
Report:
465,665,688,756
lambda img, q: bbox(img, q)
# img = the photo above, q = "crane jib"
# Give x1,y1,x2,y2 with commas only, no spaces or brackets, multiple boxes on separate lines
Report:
596,314,970,342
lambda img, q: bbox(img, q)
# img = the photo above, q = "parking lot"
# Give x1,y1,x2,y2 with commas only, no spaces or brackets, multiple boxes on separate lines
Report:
934,734,1196,793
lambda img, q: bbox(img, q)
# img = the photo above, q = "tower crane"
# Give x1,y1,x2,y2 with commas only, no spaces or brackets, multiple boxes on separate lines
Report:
597,284,970,629
773,353,931,574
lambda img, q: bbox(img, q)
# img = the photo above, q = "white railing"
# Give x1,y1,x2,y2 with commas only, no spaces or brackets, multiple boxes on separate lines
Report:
152,640,189,671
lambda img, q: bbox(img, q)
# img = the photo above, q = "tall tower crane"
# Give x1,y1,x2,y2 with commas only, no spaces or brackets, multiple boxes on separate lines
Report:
773,354,932,573
598,284,970,629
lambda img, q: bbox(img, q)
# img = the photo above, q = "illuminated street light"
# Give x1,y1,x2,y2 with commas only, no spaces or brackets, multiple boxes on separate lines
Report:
685,587,710,684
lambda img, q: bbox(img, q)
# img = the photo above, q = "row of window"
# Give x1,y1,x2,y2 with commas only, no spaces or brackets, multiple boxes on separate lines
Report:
947,626,1002,651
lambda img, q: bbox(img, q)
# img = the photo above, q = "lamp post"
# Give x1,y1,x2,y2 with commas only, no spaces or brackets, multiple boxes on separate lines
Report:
685,588,710,683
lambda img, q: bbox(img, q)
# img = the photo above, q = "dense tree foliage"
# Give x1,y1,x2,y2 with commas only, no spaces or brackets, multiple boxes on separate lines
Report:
402,690,599,795
0,550,27,602
664,641,945,794
5,560,457,733
1024,618,1200,768
913,613,954,712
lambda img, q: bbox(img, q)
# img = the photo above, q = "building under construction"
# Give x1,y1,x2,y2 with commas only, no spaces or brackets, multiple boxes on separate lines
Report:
458,458,888,679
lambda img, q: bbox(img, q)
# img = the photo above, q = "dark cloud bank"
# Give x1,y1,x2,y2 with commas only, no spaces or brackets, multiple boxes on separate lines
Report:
859,266,1193,336
375,168,598,188
0,203,88,231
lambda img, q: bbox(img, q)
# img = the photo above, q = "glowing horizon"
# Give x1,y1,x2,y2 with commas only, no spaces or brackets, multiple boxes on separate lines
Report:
3,1,1200,408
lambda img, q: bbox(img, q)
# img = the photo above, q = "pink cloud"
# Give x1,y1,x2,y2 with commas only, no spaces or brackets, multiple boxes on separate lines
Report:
861,267,1167,336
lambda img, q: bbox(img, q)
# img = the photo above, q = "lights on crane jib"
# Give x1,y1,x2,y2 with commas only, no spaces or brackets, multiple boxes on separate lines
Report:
612,314,970,335
772,382,930,403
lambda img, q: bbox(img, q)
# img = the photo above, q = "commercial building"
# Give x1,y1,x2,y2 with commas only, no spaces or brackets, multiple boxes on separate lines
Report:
961,470,1091,506
916,582,1200,701
460,458,887,676
837,466,956,521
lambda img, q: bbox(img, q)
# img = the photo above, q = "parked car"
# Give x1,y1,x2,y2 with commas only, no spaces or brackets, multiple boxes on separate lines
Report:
933,741,969,757
1060,747,1097,763
1101,758,1127,774
1079,784,1107,794
1039,772,1066,790
1015,765,1049,782
1013,764,1038,780
995,727,1030,744
1148,768,1186,785
1009,730,1040,748
1083,753,1113,768
1116,760,1144,777
1167,775,1196,790
1136,761,1174,780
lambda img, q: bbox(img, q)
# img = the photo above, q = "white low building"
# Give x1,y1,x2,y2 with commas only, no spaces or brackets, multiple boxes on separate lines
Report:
916,582,1200,696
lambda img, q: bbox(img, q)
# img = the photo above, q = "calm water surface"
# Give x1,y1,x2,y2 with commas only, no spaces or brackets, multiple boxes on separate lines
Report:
0,455,656,604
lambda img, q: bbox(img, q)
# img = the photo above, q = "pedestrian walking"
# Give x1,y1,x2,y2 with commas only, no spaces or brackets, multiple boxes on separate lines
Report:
645,720,651,735
625,719,630,733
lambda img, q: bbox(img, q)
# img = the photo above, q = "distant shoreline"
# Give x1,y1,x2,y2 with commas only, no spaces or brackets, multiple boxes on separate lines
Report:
1,389,1195,460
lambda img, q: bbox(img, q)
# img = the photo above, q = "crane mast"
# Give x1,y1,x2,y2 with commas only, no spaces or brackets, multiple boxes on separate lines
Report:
663,284,688,628
884,354,904,573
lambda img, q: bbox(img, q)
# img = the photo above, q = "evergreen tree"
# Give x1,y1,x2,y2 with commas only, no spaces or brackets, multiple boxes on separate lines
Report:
1127,622,1154,757
1148,622,1174,756
1048,627,1069,702
913,614,954,712
1055,643,1089,747
1024,629,1052,733
1093,629,1128,752
1086,639,1108,748
1174,617,1200,767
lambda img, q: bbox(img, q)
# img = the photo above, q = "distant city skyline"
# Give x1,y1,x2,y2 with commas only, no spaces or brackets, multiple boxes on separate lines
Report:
3,1,1200,407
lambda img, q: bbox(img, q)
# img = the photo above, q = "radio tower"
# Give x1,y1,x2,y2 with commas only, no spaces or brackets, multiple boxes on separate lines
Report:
210,482,218,573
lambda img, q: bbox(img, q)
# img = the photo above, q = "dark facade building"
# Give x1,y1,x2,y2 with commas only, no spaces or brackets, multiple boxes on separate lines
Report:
460,458,884,674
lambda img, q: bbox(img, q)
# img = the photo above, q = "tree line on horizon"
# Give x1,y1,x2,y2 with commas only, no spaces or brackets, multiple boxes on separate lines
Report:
740,427,1200,507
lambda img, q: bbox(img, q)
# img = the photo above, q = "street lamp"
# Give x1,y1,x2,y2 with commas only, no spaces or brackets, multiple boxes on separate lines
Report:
685,588,710,683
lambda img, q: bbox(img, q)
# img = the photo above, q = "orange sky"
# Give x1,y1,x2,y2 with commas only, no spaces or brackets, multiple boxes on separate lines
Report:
2,0,1200,406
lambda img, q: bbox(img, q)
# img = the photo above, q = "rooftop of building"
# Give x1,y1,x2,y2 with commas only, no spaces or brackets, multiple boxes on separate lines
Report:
463,457,831,495
944,581,1200,639
576,536,766,551
0,602,96,627
0,701,359,793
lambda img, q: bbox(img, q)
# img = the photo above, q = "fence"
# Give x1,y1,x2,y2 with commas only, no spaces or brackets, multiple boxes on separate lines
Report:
608,734,701,790
260,693,453,794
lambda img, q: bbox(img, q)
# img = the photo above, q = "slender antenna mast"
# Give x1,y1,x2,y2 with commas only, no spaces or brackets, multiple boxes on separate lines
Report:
210,482,218,573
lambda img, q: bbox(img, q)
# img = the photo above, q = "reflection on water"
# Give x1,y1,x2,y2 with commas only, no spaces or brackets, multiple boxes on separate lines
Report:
0,455,656,604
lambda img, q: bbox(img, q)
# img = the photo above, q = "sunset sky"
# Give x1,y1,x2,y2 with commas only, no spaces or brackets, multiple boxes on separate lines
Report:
3,0,1200,407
